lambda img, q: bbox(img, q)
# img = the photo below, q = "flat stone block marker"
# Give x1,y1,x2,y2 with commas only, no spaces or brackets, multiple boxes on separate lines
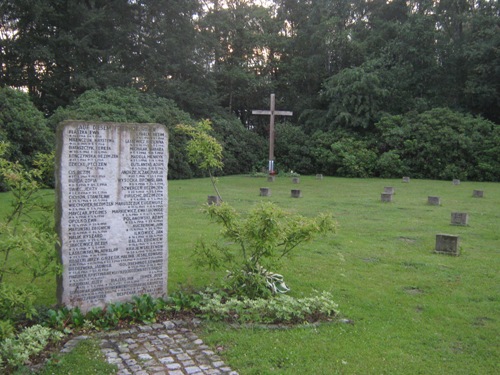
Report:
428,196,441,205
267,176,275,182
381,193,393,202
292,177,300,184
207,195,221,205
316,174,324,180
56,121,168,312
291,189,302,198
435,234,460,256
260,187,271,197
451,212,469,226
453,179,460,185
472,190,484,198
402,176,410,183
384,187,395,195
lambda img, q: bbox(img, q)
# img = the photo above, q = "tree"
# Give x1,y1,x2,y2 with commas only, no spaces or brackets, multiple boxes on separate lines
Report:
0,87,53,171
48,88,196,179
376,108,500,181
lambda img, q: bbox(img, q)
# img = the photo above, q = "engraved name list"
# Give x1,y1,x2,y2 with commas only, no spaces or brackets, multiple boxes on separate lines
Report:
56,121,168,311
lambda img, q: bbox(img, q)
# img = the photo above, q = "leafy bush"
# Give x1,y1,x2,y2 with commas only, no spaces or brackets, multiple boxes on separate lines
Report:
376,108,500,181
193,202,336,298
198,291,339,324
0,88,54,188
0,324,63,370
0,144,59,288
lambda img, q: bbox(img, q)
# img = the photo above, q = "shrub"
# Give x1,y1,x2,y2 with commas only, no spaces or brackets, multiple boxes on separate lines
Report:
193,202,336,298
0,324,63,370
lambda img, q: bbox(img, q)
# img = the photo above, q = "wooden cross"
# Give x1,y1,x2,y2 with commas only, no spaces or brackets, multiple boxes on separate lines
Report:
252,94,293,175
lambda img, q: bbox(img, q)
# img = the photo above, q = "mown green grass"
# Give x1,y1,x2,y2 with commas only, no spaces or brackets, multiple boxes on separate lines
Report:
1,176,499,374
168,176,499,374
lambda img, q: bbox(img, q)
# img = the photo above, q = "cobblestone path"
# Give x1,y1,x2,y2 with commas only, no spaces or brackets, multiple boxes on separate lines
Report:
61,320,238,375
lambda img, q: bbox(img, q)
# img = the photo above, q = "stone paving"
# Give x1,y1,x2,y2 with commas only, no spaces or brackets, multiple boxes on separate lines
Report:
61,320,238,375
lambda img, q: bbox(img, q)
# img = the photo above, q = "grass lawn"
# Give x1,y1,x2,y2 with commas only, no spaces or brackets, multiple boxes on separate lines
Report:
2,176,499,374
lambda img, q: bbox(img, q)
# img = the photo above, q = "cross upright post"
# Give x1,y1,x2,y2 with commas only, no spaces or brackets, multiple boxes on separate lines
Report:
252,94,293,175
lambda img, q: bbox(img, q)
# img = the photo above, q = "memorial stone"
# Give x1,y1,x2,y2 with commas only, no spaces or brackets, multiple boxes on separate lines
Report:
267,176,275,182
56,121,168,312
428,196,441,205
292,177,300,184
435,234,460,256
452,179,460,185
316,174,323,180
451,212,469,226
381,193,393,202
291,189,302,198
472,190,484,198
260,187,271,197
207,195,221,205
402,176,410,183
384,187,395,195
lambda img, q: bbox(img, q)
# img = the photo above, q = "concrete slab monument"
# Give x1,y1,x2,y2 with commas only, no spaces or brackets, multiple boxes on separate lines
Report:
56,121,168,312
435,234,460,256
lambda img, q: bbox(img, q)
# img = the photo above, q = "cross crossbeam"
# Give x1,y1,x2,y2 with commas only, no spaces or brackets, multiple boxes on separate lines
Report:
252,94,293,175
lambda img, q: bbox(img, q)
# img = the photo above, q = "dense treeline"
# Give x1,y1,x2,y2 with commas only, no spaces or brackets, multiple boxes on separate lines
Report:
0,0,499,181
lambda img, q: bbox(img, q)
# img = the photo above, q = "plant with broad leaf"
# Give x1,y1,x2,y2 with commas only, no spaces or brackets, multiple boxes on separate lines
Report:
194,201,336,298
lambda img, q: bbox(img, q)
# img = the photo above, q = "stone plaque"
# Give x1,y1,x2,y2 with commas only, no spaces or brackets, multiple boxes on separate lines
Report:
428,196,441,205
384,187,395,195
291,189,302,198
207,195,221,205
472,190,484,198
292,177,300,184
435,234,460,256
260,187,271,197
381,193,393,202
452,179,460,185
402,176,410,183
451,212,469,226
56,121,168,311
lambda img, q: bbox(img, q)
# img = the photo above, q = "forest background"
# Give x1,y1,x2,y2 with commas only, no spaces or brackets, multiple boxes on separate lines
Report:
1,0,499,183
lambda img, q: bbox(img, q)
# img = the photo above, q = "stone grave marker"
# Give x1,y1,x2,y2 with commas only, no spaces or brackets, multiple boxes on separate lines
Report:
472,190,484,198
381,193,393,202
402,176,410,183
384,187,395,195
451,212,469,226
260,187,271,197
291,189,302,198
435,234,460,256
428,196,441,205
267,176,275,182
316,174,324,180
452,179,460,185
292,177,300,184
56,121,168,312
207,195,221,205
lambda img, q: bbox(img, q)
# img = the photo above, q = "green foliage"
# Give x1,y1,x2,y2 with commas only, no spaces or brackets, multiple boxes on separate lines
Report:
45,294,168,332
0,284,37,323
274,124,314,174
0,89,54,191
0,144,59,286
377,108,500,181
198,291,339,324
321,63,389,130
49,88,196,179
193,202,336,298
0,324,63,370
176,120,224,199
